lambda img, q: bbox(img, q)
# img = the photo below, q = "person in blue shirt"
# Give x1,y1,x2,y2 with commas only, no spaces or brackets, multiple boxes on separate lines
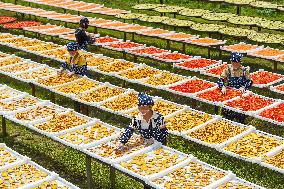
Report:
75,17,96,51
217,52,253,123
117,93,168,150
59,42,87,76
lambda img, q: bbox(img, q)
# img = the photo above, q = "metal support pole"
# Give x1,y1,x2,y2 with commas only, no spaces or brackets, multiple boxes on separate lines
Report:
86,105,89,116
132,33,135,42
50,92,55,103
2,115,7,137
182,43,186,54
74,101,80,112
237,6,241,15
273,61,278,71
166,40,170,49
94,26,98,34
208,48,211,58
214,106,219,115
30,83,36,97
133,55,138,63
123,32,127,42
110,166,116,189
191,99,197,109
219,49,222,59
86,155,93,189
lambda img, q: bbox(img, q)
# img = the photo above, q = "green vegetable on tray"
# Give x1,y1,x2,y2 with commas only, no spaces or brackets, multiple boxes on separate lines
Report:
248,33,284,44
258,20,284,30
249,1,280,9
132,4,164,10
191,23,225,32
201,12,236,21
219,27,256,37
227,16,266,26
179,8,211,17
154,6,184,13
224,0,256,5
161,18,195,27
138,15,169,23
116,13,145,20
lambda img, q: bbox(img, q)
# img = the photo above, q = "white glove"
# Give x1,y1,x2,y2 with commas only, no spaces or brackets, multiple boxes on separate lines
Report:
57,68,64,75
221,86,226,94
145,138,154,145
67,72,74,77
239,87,246,93
115,144,126,152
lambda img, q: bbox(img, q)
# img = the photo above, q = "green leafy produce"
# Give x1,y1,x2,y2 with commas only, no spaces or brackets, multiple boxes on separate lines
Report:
191,23,225,32
132,4,164,10
227,16,266,26
154,6,184,13
201,12,236,21
219,27,256,37
248,33,284,44
179,8,211,17
161,18,195,27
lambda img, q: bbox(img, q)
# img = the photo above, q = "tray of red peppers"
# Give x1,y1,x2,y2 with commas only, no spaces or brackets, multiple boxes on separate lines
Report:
153,52,192,63
175,58,221,72
200,63,228,78
223,93,277,115
2,21,41,29
127,47,169,57
270,83,284,95
194,87,243,105
256,102,284,126
95,36,121,45
250,70,284,88
0,17,17,24
167,78,216,97
104,41,144,51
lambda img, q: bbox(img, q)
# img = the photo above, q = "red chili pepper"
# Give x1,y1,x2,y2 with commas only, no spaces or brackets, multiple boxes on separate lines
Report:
3,21,41,29
130,47,168,55
156,53,192,60
204,64,228,77
107,42,143,49
225,94,274,111
0,17,17,24
96,37,119,44
251,71,283,85
276,84,284,92
197,88,242,102
260,103,284,122
169,79,215,93
177,59,218,69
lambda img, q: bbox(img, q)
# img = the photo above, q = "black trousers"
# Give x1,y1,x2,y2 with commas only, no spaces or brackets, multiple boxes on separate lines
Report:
222,108,246,124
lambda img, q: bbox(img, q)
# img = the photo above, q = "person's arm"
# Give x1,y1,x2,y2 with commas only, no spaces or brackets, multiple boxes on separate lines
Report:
217,67,229,94
242,66,253,89
154,115,168,144
119,118,138,145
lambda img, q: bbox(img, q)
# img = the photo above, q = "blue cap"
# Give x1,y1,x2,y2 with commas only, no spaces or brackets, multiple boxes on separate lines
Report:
138,93,154,106
230,52,243,63
66,42,79,51
80,17,89,25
